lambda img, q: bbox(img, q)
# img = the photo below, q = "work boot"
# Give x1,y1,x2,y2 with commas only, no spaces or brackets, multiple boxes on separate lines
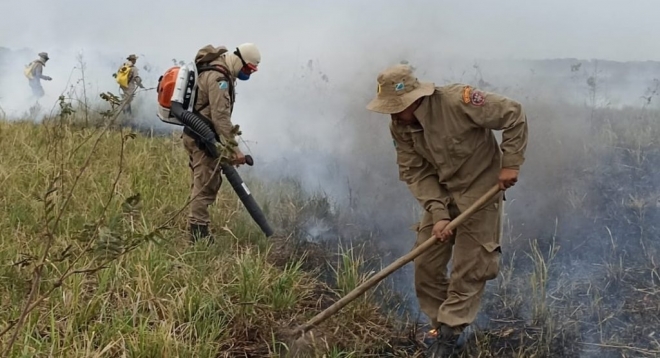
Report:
424,324,464,358
189,224,214,244
454,325,475,352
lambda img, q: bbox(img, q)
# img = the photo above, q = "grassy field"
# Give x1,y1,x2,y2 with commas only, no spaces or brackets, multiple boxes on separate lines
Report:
1,80,660,358
0,114,419,357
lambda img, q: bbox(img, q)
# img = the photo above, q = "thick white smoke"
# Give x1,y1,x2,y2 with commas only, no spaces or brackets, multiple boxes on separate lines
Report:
2,1,660,355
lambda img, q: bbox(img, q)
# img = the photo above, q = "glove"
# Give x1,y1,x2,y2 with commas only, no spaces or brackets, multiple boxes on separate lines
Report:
43,76,52,81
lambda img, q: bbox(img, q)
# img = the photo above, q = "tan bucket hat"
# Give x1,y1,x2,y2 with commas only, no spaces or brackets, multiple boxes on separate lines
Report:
366,64,435,114
127,54,138,61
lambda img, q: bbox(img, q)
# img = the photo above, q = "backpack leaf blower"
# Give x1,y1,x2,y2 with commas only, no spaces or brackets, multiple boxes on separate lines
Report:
157,62,274,238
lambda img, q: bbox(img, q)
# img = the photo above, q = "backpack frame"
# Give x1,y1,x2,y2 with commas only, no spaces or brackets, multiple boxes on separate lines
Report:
156,62,235,127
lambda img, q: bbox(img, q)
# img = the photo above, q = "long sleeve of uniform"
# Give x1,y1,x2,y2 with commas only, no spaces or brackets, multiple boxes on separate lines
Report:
461,88,529,169
390,123,452,223
34,63,48,80
130,66,144,88
204,73,234,141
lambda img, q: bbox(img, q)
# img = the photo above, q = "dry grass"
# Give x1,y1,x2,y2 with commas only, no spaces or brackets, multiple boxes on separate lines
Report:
1,67,659,358
0,115,416,357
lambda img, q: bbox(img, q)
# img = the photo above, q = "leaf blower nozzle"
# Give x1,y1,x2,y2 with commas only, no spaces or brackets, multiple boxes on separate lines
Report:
170,102,274,237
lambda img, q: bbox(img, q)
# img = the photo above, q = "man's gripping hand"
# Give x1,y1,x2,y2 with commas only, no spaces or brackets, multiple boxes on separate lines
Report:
499,168,519,190
432,219,453,243
231,147,247,167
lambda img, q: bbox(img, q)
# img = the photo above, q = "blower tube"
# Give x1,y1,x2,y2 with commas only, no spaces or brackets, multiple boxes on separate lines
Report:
171,102,274,237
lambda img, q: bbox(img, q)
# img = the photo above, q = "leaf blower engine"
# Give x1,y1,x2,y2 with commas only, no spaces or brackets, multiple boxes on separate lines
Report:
156,62,274,237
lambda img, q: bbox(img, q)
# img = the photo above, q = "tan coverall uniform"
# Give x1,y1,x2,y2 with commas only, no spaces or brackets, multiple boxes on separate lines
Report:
183,48,236,226
119,61,144,114
27,59,49,98
390,84,528,330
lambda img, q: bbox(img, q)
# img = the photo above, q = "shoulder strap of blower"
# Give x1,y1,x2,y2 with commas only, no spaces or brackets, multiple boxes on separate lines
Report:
183,64,236,145
194,64,235,114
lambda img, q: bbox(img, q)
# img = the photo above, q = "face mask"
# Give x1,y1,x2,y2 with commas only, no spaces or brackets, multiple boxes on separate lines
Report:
237,70,251,81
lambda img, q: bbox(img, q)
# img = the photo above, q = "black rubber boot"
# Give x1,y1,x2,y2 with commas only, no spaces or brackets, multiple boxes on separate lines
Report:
424,325,464,358
454,325,475,352
189,224,214,244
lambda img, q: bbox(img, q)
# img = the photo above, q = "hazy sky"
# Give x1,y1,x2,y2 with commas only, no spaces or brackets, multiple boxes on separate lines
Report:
1,0,659,63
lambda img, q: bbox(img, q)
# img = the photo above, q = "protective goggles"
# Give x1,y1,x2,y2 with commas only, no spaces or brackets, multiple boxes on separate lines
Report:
235,48,258,74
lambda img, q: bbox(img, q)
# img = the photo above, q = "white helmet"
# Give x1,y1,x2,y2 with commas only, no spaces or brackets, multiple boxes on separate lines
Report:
235,43,261,67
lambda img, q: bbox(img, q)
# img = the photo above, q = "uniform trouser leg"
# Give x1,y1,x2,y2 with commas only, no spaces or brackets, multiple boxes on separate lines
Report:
120,87,134,114
437,197,502,330
183,135,222,226
30,81,44,98
413,211,453,328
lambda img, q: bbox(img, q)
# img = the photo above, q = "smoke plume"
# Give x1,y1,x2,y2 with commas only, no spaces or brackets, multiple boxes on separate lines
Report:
2,1,660,356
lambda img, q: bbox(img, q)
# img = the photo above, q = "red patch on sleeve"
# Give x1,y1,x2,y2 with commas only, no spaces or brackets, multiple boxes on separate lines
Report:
470,90,486,106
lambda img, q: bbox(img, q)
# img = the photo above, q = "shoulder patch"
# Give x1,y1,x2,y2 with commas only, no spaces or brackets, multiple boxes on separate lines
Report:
218,81,229,90
470,90,486,106
462,86,486,106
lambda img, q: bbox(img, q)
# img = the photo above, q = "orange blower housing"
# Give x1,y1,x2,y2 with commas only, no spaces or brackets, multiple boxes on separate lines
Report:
156,63,199,126
157,67,179,109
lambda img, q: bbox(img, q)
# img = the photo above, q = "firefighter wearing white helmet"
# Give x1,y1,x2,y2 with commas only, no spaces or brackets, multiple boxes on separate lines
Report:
182,42,262,243
227,43,261,81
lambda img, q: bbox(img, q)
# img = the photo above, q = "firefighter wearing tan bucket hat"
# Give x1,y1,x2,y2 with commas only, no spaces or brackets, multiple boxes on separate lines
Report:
24,52,52,99
366,64,435,114
114,53,145,116
367,64,529,357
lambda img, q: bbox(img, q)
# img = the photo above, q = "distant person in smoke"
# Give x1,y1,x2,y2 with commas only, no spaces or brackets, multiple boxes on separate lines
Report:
24,52,52,99
366,64,529,357
182,43,260,243
114,54,145,116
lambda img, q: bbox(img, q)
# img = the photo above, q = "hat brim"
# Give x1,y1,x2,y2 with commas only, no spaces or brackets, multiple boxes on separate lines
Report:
366,82,435,114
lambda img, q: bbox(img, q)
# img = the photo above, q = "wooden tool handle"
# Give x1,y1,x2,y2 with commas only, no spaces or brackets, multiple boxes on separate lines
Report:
295,184,502,335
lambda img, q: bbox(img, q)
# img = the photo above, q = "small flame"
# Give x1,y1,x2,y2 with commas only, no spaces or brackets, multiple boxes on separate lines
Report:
427,328,438,338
